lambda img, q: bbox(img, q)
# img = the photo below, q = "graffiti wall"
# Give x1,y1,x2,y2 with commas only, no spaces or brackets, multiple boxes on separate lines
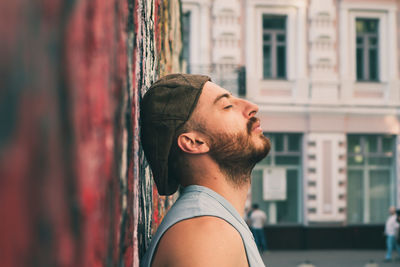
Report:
0,0,182,266
135,0,182,261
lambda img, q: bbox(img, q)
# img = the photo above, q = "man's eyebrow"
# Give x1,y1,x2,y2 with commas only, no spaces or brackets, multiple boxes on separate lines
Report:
213,93,232,104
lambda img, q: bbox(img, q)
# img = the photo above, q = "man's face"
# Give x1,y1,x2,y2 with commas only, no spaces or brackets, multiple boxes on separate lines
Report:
190,81,270,185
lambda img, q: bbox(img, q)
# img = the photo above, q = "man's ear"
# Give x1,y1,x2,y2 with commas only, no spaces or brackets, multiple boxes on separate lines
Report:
177,132,210,154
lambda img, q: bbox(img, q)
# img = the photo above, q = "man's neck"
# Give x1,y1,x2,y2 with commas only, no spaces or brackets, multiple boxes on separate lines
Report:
183,158,251,217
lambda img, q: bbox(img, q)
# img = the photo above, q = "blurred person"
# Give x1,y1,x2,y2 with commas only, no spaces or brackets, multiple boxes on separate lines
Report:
244,205,255,226
140,74,271,267
396,210,400,246
249,203,268,252
384,206,400,262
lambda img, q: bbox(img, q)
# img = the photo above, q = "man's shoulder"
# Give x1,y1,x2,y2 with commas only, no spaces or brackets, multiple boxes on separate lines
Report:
151,216,248,267
170,216,238,236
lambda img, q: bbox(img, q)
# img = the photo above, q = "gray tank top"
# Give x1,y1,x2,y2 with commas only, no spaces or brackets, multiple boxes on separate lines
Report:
140,185,266,267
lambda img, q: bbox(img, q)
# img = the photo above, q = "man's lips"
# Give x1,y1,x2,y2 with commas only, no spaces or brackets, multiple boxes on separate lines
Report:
252,121,262,133
247,117,262,134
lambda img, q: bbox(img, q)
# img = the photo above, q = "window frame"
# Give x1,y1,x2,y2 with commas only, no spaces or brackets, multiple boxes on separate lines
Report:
339,1,399,104
348,12,385,84
253,133,303,225
346,134,396,224
340,5,398,85
252,6,298,82
355,18,379,82
246,1,308,102
181,1,211,73
262,15,287,80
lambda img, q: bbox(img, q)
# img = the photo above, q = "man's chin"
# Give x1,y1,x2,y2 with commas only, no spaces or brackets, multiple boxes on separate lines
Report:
252,133,270,148
251,131,268,140
252,135,271,161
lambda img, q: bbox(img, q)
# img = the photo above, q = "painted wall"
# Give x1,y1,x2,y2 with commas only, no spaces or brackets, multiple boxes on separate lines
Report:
0,0,182,266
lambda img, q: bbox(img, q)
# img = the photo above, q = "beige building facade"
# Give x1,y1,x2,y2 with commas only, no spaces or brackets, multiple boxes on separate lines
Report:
181,0,400,239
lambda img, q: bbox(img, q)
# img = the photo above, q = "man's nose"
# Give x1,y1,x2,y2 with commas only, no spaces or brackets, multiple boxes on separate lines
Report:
241,99,259,118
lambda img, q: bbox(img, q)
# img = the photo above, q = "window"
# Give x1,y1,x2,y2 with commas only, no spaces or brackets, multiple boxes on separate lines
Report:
182,11,191,73
247,3,307,97
252,133,302,224
347,135,395,224
262,15,287,79
356,19,379,81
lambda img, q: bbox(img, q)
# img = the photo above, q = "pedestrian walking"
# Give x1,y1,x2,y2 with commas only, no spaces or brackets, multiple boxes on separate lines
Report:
384,206,400,262
140,74,271,267
396,209,400,247
249,203,268,252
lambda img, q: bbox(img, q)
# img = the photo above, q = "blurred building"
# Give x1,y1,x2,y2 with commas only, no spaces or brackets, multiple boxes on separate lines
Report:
181,0,400,249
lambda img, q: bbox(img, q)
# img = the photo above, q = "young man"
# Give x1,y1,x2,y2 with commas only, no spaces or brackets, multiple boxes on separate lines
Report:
140,74,271,267
249,203,268,252
384,206,400,262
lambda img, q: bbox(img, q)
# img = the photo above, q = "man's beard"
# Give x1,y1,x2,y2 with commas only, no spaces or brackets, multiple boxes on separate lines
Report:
207,117,271,187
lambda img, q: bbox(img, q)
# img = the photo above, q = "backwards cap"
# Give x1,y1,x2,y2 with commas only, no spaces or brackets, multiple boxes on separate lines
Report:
140,73,211,195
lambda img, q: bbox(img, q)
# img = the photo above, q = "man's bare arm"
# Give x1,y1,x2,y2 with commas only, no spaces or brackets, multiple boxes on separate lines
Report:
151,216,249,267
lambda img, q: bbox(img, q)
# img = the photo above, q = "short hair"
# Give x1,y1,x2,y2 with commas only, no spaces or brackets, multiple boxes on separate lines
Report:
252,203,259,209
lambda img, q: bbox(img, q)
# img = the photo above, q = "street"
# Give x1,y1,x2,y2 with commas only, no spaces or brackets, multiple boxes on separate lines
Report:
262,250,400,267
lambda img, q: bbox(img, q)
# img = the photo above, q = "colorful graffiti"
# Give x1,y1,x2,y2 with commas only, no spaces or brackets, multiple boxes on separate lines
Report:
0,0,182,266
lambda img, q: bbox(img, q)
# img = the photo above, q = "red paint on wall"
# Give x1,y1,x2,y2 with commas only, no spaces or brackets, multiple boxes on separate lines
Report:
0,0,182,266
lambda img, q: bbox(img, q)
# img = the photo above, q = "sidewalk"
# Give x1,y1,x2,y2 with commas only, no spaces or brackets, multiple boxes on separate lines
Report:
262,250,400,267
